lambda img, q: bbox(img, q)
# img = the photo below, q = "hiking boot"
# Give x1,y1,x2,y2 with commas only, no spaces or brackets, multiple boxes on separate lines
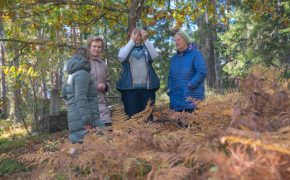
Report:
104,122,112,126
104,123,113,131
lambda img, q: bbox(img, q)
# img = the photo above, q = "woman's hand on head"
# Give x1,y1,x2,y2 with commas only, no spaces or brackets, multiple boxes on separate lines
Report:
140,30,148,41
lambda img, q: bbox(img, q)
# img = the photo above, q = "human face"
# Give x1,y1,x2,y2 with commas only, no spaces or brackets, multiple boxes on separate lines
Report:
90,41,103,58
134,30,142,45
175,34,188,52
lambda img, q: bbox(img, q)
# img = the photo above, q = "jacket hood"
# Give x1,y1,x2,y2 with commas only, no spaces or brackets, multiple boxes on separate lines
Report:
66,55,91,74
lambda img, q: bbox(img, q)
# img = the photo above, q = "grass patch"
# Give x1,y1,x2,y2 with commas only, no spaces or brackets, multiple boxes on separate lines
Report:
43,140,59,152
0,120,53,151
0,136,31,151
54,172,68,180
0,120,14,132
0,159,28,176
0,125,31,151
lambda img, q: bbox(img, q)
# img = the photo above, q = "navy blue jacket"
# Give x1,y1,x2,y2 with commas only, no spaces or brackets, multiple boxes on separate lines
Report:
116,46,160,91
168,48,207,110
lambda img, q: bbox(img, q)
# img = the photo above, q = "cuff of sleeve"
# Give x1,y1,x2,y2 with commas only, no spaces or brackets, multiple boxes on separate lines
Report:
104,84,109,92
144,39,152,49
84,122,92,126
187,82,196,90
128,39,136,45
144,39,150,44
83,118,93,126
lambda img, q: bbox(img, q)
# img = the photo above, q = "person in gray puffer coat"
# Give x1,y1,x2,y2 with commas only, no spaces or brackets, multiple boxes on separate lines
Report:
62,47,104,144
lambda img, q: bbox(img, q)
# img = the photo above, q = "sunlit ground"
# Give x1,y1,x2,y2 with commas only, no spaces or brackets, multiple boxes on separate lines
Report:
0,120,32,153
0,120,28,138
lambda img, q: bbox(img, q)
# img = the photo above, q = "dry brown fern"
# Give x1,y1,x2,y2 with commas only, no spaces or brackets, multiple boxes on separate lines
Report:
207,143,290,180
129,100,154,122
111,105,129,122
230,67,290,132
147,166,194,180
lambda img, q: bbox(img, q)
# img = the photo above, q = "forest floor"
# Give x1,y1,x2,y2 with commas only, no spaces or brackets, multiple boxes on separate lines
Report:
1,67,290,180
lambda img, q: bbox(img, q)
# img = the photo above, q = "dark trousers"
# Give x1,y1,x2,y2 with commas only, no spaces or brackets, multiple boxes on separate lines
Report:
121,89,156,117
175,109,194,113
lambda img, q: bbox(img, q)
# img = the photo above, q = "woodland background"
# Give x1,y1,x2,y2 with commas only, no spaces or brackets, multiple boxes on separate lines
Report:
0,0,288,130
0,0,289,179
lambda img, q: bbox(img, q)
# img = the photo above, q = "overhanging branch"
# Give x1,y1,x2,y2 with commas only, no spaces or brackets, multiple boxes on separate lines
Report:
1,0,128,14
0,39,74,48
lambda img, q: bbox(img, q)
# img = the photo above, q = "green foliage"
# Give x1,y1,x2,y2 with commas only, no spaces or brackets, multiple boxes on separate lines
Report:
0,133,29,151
218,1,290,77
54,173,68,180
43,140,59,152
0,122,51,151
0,159,28,176
72,165,91,177
1,1,289,130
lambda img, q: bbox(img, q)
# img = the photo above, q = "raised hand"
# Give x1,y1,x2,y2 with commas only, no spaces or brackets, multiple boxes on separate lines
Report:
140,29,148,41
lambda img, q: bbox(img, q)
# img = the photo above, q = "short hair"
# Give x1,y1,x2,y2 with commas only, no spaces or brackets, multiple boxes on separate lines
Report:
86,36,105,49
75,47,90,60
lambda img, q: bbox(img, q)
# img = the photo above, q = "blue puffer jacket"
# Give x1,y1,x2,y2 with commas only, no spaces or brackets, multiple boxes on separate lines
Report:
168,48,207,111
116,46,160,91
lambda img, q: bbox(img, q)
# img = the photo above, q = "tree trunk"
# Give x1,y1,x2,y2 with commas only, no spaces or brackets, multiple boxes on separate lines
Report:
0,19,8,119
50,89,60,116
12,44,21,123
206,22,218,89
9,14,22,123
41,73,48,99
50,31,62,117
127,0,145,33
29,76,38,132
72,27,77,48
198,14,218,89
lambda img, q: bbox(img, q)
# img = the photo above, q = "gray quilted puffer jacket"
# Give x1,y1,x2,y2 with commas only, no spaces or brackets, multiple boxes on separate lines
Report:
63,55,104,143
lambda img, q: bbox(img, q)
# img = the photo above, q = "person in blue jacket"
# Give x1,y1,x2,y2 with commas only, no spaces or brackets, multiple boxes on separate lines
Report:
117,28,160,119
167,30,207,113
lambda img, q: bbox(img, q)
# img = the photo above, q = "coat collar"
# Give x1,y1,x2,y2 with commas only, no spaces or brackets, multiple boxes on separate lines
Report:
177,48,191,56
91,57,103,63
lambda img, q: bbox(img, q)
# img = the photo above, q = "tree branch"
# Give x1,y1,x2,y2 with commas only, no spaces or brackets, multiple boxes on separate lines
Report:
1,0,128,14
78,12,107,26
0,39,74,48
50,0,128,13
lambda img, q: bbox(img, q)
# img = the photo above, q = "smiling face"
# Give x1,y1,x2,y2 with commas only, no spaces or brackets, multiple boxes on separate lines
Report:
175,34,188,52
90,40,103,58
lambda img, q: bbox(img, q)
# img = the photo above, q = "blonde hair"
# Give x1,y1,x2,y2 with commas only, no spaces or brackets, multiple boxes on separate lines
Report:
86,36,105,49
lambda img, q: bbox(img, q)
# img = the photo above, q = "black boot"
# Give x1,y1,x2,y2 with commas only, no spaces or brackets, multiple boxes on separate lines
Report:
104,122,112,126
